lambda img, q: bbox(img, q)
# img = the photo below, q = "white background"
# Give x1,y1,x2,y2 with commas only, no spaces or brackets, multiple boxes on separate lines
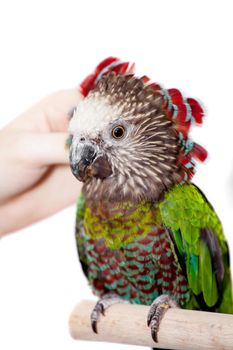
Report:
0,1,233,349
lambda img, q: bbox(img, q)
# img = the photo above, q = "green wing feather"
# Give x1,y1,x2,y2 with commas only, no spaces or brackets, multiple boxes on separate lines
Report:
159,183,233,313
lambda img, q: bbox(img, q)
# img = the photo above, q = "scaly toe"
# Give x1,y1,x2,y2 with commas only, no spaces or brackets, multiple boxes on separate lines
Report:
147,294,179,343
91,301,105,333
90,293,129,334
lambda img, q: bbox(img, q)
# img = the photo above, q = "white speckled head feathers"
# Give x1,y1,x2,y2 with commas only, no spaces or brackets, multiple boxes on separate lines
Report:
69,93,124,140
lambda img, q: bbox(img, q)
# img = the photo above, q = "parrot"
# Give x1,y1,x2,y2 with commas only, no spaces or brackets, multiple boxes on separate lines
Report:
68,57,233,344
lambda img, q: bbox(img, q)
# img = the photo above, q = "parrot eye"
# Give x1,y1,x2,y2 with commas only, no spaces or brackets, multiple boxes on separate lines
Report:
112,126,125,139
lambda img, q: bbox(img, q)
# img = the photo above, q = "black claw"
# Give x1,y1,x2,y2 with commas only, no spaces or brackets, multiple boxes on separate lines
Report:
91,320,98,334
151,329,158,343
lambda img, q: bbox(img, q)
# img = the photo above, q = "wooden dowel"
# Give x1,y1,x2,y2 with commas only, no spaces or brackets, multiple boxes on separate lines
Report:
69,300,233,350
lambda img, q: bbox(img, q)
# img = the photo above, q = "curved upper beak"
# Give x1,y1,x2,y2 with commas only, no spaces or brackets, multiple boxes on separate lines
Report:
70,143,97,182
69,141,112,182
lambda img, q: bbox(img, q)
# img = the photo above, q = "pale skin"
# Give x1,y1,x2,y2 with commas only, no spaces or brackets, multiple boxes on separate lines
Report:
0,89,83,236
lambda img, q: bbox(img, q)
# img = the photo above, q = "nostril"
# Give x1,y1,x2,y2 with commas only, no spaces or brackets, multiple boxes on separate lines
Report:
80,137,85,142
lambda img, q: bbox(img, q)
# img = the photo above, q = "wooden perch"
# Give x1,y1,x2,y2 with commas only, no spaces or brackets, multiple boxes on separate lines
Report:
69,300,233,350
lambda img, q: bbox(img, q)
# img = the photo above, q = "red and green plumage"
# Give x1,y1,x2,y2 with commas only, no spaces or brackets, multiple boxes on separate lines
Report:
71,57,233,317
76,183,233,313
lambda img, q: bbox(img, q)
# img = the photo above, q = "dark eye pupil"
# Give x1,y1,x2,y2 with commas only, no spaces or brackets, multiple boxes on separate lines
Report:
113,126,124,139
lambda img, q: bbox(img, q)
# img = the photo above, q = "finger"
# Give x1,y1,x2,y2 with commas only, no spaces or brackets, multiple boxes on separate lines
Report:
9,88,83,132
41,88,82,112
17,132,71,166
0,165,82,236
39,88,83,131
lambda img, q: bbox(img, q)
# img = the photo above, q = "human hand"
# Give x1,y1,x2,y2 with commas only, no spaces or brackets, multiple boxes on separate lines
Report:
0,89,82,236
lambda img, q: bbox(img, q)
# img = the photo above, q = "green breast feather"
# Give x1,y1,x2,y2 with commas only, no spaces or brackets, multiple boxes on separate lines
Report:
82,201,161,250
159,183,233,313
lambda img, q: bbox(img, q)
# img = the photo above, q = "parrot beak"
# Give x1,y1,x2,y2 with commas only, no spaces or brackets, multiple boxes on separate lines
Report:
69,142,112,182
70,143,97,182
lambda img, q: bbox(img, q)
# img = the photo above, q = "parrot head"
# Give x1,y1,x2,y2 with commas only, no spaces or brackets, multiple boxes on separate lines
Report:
69,57,207,203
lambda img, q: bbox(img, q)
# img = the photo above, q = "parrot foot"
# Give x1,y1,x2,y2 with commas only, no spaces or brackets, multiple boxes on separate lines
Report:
147,294,179,343
91,292,129,334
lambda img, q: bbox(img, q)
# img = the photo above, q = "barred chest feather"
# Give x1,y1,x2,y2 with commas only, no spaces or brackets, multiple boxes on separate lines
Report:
76,199,191,306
